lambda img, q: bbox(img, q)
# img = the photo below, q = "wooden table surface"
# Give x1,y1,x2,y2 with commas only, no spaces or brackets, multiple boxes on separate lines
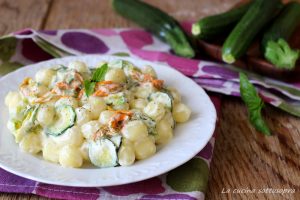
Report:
0,0,299,199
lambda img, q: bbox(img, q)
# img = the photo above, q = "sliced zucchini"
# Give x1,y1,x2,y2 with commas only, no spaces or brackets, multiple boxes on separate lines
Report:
89,138,118,168
46,105,76,136
14,105,41,142
132,111,157,135
30,105,39,122
109,135,122,148
109,59,140,76
104,92,127,106
148,91,173,109
9,101,28,121
54,65,68,71
54,67,76,85
109,59,125,69
55,66,68,81
127,78,140,90
22,105,39,130
109,59,134,69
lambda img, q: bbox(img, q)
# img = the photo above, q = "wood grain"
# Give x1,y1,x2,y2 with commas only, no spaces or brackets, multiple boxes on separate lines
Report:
0,193,50,200
44,0,240,29
0,0,51,35
44,0,133,29
0,0,299,199
207,98,300,200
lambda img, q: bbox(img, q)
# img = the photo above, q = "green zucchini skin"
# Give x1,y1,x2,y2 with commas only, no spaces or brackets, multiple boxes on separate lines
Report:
112,0,195,58
261,2,300,69
192,2,252,40
46,105,76,136
262,2,300,47
222,0,282,64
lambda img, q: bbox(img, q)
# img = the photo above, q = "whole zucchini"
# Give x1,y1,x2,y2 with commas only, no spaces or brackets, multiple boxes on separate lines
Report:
192,2,252,40
222,0,282,64
112,0,195,58
262,2,300,70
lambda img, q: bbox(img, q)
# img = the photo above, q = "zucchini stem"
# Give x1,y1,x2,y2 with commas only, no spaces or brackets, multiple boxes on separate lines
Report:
265,38,299,70
222,53,235,64
191,24,201,36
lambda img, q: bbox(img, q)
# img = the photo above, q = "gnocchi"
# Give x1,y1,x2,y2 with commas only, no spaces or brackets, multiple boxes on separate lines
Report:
68,61,89,73
143,65,157,78
35,68,56,86
172,103,191,123
118,145,135,166
37,104,55,126
143,101,165,122
19,133,42,154
134,83,156,99
85,96,107,119
42,140,60,163
52,126,84,147
129,98,147,110
122,120,148,142
5,59,191,168
5,91,22,108
59,145,83,168
79,141,90,161
75,107,92,126
81,121,101,139
55,97,79,108
168,87,181,103
105,68,127,83
155,119,173,145
134,136,156,160
99,110,115,124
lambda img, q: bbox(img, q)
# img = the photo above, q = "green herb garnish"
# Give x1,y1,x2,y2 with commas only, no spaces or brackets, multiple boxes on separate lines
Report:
84,63,108,96
84,80,96,97
91,63,108,82
239,72,271,135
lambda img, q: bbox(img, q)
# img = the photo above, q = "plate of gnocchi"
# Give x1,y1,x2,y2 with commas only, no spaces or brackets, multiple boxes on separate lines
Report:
0,55,216,187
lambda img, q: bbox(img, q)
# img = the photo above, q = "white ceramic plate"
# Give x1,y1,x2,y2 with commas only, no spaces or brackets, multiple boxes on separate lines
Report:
0,55,216,187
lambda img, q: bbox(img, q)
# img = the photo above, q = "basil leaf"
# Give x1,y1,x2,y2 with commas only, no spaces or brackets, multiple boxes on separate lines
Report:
84,80,96,97
250,109,270,135
239,73,271,135
84,63,108,97
91,63,108,82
